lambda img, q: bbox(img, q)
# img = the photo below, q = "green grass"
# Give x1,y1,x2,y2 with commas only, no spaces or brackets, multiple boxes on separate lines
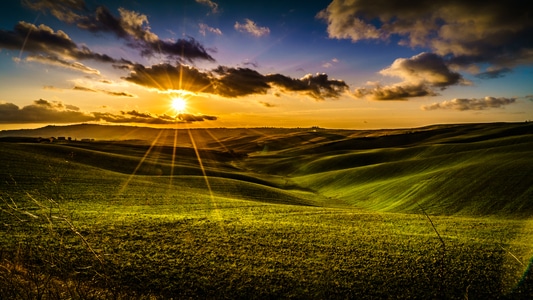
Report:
1,122,532,298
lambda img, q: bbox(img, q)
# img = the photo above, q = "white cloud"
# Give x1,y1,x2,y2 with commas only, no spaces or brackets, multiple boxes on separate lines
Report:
234,19,270,37
199,23,222,36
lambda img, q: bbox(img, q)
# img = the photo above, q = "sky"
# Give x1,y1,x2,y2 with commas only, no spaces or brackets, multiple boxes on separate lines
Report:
0,0,532,130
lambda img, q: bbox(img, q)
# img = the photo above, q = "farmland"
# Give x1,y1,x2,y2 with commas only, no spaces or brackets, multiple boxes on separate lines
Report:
1,122,532,298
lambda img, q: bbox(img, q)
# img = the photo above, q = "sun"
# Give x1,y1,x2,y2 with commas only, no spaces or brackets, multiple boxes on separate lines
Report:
171,97,187,112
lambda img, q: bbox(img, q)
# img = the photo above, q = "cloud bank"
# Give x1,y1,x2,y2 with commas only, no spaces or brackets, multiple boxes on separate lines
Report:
0,100,217,124
124,63,349,100
421,97,516,111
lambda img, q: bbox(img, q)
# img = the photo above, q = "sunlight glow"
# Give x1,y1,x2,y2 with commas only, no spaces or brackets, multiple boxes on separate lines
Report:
171,97,187,112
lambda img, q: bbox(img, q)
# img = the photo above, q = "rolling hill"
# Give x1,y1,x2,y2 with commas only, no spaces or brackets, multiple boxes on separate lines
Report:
2,122,533,298
1,122,532,217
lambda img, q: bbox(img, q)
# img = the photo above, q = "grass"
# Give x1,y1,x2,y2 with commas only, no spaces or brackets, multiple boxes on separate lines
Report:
1,122,532,298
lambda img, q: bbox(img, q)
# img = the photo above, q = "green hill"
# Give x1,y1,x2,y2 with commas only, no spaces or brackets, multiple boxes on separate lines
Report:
2,122,533,298
1,122,532,217
285,125,533,217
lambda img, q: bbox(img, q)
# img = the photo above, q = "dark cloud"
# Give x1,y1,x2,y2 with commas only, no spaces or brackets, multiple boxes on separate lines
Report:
0,100,216,124
259,101,276,108
151,37,214,62
266,73,348,100
0,21,131,65
318,0,533,73
0,99,94,123
103,91,135,97
23,0,214,62
297,73,349,99
124,63,214,93
421,97,516,111
475,67,513,79
22,0,87,23
66,5,214,62
354,83,437,101
0,22,77,55
177,113,218,122
124,63,349,100
72,86,96,92
213,66,270,97
242,60,259,68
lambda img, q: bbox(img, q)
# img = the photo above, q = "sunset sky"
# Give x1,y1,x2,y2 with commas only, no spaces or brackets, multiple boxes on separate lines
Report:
1,0,532,130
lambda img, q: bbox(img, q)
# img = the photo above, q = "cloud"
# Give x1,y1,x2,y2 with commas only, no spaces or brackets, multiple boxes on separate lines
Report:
0,99,94,123
195,0,219,14
234,19,270,37
1,22,77,55
199,23,222,36
0,21,131,65
380,52,464,88
77,6,215,62
123,63,349,100
176,113,217,122
93,110,217,124
353,52,463,100
23,1,215,62
475,67,513,79
22,0,86,23
317,0,533,72
212,66,271,97
266,73,349,100
43,85,64,91
26,54,100,74
73,85,135,97
124,63,214,93
242,60,259,68
421,97,516,111
322,58,339,68
354,83,437,101
259,101,276,108
0,100,216,124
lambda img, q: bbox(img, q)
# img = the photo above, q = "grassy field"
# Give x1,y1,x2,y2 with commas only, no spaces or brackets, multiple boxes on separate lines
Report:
1,122,532,298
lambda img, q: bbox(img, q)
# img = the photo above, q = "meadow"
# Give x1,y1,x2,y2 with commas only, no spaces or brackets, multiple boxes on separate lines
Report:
1,122,532,299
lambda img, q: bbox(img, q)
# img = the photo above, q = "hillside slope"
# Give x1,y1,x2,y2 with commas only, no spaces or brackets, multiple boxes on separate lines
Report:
2,122,532,217
284,125,533,217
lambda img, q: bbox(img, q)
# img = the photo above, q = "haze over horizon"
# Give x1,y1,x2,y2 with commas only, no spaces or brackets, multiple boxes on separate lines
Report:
1,0,532,130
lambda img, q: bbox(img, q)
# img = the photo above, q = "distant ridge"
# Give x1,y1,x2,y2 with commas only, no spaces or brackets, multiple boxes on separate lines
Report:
1,122,530,142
